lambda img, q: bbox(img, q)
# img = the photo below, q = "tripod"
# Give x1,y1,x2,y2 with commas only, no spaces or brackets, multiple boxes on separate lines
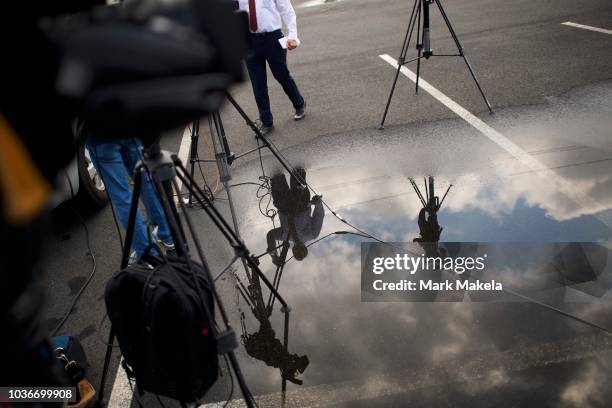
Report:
380,0,493,129
97,92,301,407
186,113,234,206
183,91,303,304
95,139,296,407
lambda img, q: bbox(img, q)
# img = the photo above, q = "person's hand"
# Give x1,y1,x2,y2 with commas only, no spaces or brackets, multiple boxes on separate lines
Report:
311,195,322,205
287,39,298,50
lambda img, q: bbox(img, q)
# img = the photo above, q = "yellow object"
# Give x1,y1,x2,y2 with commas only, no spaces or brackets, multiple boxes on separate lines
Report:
0,114,51,224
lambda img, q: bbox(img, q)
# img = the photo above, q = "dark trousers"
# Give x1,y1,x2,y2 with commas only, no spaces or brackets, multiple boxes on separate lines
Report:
246,30,304,127
271,169,309,214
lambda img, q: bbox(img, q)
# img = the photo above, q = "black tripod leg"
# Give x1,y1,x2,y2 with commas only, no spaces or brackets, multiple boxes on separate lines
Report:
227,352,255,407
168,175,256,408
434,0,493,113
188,120,199,206
97,168,144,406
415,2,423,94
213,112,235,165
461,55,493,113
223,92,302,186
380,0,421,129
95,328,115,407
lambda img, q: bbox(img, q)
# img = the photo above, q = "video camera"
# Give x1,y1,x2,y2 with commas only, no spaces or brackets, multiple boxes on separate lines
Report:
46,0,250,139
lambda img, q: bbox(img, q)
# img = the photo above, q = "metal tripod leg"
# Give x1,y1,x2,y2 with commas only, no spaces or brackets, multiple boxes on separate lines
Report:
434,0,493,113
213,112,235,165
208,113,253,282
188,120,200,206
380,0,421,129
415,1,423,94
97,167,144,407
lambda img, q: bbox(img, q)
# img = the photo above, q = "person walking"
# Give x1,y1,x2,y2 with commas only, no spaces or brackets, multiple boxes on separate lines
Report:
239,0,306,135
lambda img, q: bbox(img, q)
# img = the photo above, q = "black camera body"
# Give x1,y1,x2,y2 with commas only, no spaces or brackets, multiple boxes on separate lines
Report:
49,0,250,139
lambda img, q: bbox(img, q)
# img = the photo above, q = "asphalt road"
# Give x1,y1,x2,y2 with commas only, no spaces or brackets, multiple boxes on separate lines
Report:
36,0,612,406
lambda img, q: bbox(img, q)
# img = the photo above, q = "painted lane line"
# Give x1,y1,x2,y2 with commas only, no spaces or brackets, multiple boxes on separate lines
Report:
107,361,132,408
562,22,612,35
175,124,193,193
378,54,612,227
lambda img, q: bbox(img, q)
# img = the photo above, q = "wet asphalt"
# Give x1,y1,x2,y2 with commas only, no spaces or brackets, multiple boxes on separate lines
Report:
36,0,612,406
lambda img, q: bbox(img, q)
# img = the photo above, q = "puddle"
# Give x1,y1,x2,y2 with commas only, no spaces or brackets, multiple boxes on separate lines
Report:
206,161,612,404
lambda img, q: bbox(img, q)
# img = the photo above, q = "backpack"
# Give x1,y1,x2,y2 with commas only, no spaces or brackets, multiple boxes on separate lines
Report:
105,256,218,403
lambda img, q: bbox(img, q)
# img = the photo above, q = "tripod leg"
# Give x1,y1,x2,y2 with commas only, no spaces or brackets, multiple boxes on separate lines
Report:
96,328,115,407
227,352,255,408
223,92,302,187
461,55,493,113
153,176,189,257
121,167,143,268
380,0,421,129
208,114,253,281
168,175,256,408
213,112,235,165
188,120,199,206
434,0,493,113
415,2,423,94
98,169,143,406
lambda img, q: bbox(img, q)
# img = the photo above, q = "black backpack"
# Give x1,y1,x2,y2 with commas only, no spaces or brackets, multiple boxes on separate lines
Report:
105,256,218,402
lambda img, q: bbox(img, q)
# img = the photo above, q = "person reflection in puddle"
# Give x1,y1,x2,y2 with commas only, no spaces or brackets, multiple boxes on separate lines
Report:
243,320,310,385
266,168,324,265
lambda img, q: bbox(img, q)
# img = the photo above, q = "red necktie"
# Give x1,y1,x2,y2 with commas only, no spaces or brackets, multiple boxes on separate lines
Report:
248,0,258,32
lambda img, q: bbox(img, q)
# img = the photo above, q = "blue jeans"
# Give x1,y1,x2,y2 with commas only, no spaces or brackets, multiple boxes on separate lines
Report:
246,30,305,127
86,138,173,257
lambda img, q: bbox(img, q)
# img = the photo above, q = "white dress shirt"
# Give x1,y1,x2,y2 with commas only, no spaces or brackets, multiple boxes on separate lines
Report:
238,0,299,41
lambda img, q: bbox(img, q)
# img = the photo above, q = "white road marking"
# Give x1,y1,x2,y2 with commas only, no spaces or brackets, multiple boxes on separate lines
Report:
378,54,612,227
175,124,194,193
562,21,612,35
107,360,132,408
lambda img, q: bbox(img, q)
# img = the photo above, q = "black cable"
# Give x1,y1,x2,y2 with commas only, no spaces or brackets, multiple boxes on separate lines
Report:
230,182,263,188
188,122,216,197
252,137,612,337
282,231,372,264
254,136,278,222
222,354,234,408
257,135,388,245
50,171,98,337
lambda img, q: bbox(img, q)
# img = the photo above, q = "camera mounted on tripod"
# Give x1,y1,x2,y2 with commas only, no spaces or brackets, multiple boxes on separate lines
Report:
48,0,251,140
